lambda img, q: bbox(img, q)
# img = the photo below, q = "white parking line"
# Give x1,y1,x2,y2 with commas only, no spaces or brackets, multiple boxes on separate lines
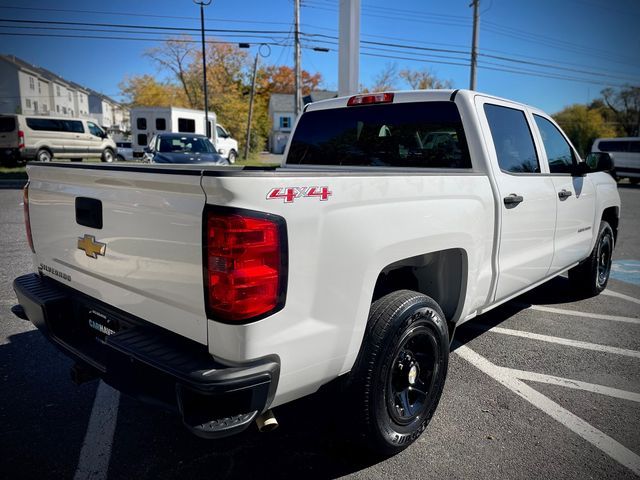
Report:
512,303,640,325
74,381,120,480
470,325,640,359
603,289,640,306
502,368,640,403
455,344,640,476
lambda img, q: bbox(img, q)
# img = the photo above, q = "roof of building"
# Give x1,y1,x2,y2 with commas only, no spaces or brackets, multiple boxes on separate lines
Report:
269,90,338,113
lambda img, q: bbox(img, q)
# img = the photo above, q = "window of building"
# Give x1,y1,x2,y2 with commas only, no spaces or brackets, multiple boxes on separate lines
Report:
33,101,38,112
484,104,540,173
25,99,32,108
280,116,291,129
137,118,147,130
38,82,41,94
62,107,67,115
56,105,60,113
29,77,35,90
137,134,148,146
56,85,61,96
68,91,72,101
533,115,576,174
155,118,167,130
43,104,48,112
178,118,196,133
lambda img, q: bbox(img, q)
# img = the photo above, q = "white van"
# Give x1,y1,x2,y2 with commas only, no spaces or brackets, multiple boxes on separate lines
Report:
0,114,117,165
130,107,239,163
592,137,640,184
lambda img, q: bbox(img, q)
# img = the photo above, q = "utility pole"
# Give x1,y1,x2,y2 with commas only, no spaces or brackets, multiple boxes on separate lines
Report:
240,43,270,160
338,0,360,96
194,0,212,138
469,0,479,91
294,0,302,117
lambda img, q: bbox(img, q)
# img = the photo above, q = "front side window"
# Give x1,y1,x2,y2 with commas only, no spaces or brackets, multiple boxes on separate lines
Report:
484,104,540,173
287,101,471,168
533,115,576,174
87,122,104,137
178,118,196,133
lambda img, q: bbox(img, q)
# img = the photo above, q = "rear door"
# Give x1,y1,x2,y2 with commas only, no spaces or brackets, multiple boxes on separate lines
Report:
27,164,209,344
0,116,18,150
531,113,596,271
476,97,557,301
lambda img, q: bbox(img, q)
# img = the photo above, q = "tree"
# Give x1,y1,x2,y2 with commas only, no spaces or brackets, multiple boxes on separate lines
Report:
399,68,452,90
366,63,398,92
601,85,640,137
553,104,617,157
119,75,185,108
256,65,322,95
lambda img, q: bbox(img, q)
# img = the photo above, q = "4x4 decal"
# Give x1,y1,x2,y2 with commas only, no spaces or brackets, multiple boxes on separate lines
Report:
267,186,332,203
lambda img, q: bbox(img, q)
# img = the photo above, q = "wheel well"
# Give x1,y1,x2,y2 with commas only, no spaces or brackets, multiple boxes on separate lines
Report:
372,249,467,336
602,206,619,244
37,147,52,156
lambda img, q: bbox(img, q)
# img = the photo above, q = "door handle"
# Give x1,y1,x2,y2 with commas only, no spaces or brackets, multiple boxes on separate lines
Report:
558,189,573,200
503,194,524,206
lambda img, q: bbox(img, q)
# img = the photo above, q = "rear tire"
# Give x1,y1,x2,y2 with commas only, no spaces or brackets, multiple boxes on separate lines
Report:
347,290,449,456
36,148,52,162
101,148,115,163
228,149,237,164
568,220,614,296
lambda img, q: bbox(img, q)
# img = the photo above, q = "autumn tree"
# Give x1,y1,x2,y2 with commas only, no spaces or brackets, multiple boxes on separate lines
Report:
256,65,322,95
119,75,186,107
553,105,617,157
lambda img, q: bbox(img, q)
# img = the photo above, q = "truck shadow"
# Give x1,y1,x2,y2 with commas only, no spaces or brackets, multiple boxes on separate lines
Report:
0,275,599,479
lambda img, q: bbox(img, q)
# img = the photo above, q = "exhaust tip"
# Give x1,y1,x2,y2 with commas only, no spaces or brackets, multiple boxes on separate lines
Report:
256,409,278,432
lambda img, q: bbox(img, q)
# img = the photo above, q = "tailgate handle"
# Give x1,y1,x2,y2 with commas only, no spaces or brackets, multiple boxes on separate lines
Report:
75,197,103,229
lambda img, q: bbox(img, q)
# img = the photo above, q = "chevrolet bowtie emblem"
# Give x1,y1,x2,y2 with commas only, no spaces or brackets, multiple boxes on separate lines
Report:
77,234,106,259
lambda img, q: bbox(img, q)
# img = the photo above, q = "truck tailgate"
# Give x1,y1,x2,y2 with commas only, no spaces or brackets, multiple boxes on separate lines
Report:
26,164,208,344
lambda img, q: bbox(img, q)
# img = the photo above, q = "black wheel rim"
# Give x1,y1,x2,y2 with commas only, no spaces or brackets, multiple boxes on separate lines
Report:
386,320,439,426
597,231,612,287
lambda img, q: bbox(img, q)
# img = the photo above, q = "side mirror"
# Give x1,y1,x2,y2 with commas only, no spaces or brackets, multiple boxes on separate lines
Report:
585,152,614,172
143,146,151,153
571,162,589,176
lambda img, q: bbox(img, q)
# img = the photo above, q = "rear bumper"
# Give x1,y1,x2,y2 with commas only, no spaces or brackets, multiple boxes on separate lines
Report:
13,273,280,439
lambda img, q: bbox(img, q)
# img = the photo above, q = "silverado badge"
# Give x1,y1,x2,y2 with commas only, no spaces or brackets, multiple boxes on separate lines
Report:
77,234,106,259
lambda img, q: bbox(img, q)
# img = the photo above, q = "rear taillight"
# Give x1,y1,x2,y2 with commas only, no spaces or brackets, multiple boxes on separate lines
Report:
347,92,394,106
23,182,35,253
204,208,287,323
18,130,24,150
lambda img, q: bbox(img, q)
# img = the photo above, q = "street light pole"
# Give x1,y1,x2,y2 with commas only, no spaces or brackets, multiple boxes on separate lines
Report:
194,0,212,138
240,43,270,161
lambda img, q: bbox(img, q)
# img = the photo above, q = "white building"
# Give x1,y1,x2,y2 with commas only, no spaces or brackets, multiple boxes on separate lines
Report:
0,54,128,128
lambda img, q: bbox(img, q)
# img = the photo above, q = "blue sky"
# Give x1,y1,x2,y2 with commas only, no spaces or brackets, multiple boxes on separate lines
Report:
1,0,638,114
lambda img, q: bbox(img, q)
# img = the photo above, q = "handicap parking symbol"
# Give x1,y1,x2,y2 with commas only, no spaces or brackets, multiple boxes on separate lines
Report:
611,260,640,286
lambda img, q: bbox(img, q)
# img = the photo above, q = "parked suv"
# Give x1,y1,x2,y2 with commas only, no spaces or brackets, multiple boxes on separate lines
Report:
0,114,117,165
592,137,640,184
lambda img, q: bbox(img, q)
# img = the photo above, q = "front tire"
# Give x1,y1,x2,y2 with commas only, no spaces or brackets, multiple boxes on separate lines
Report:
348,290,449,455
568,220,614,296
101,148,115,163
227,149,237,164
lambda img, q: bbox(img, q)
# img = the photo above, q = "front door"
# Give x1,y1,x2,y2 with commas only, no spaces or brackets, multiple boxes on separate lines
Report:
87,121,105,156
477,97,558,302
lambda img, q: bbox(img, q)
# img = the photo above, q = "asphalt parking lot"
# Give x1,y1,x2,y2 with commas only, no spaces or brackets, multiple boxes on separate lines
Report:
1,184,639,480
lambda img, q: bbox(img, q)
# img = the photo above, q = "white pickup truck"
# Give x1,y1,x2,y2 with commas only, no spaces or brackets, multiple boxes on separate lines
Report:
13,89,620,455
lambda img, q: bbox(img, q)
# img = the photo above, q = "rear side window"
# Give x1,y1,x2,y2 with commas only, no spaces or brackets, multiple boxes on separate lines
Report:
178,118,196,133
26,118,63,132
0,116,16,132
137,118,147,130
598,140,628,152
156,118,166,130
287,101,471,168
484,104,540,173
62,120,84,133
533,115,575,174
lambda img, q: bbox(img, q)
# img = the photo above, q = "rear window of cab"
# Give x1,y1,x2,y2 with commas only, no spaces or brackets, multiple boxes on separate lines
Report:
286,101,471,169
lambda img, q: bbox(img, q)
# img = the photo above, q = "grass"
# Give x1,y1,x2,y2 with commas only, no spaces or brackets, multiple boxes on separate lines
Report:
0,166,27,180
